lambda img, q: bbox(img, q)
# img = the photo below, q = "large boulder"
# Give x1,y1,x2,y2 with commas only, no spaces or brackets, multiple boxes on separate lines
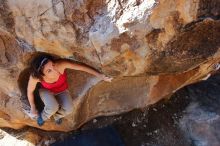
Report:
0,0,219,131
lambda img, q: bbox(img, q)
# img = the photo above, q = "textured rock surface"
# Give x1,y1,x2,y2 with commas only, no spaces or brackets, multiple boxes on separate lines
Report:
80,73,220,146
2,73,220,146
0,0,219,131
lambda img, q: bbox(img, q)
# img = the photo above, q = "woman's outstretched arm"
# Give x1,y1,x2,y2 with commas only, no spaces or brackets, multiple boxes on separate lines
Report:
58,60,113,82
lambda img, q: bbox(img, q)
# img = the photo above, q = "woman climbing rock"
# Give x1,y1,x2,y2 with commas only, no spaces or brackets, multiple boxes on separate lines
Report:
27,54,113,126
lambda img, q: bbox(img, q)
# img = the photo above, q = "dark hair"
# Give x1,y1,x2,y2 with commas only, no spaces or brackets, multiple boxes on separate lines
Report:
29,54,56,81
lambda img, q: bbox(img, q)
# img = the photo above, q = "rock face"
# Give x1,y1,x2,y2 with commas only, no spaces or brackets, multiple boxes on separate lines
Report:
0,0,219,131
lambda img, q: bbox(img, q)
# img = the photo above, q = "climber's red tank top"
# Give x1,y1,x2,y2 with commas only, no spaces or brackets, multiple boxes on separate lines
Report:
40,70,68,94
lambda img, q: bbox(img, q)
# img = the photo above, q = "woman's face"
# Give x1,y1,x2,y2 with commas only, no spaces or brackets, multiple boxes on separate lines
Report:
42,60,57,78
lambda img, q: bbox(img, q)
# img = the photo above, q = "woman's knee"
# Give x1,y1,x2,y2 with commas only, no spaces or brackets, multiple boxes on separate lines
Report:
56,90,73,114
39,88,59,113
39,88,53,98
64,106,73,115
46,103,59,113
61,99,73,115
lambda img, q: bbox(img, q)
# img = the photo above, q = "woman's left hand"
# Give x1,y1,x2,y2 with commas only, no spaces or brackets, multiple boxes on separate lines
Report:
98,74,113,82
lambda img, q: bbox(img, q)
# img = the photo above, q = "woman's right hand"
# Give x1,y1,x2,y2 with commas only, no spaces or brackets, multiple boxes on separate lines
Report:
31,106,38,117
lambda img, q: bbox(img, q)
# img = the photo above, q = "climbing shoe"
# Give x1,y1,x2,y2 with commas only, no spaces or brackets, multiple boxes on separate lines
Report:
37,113,44,126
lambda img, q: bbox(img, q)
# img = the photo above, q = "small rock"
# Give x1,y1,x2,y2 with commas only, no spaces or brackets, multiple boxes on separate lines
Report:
93,119,97,123
44,140,50,146
132,122,137,127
